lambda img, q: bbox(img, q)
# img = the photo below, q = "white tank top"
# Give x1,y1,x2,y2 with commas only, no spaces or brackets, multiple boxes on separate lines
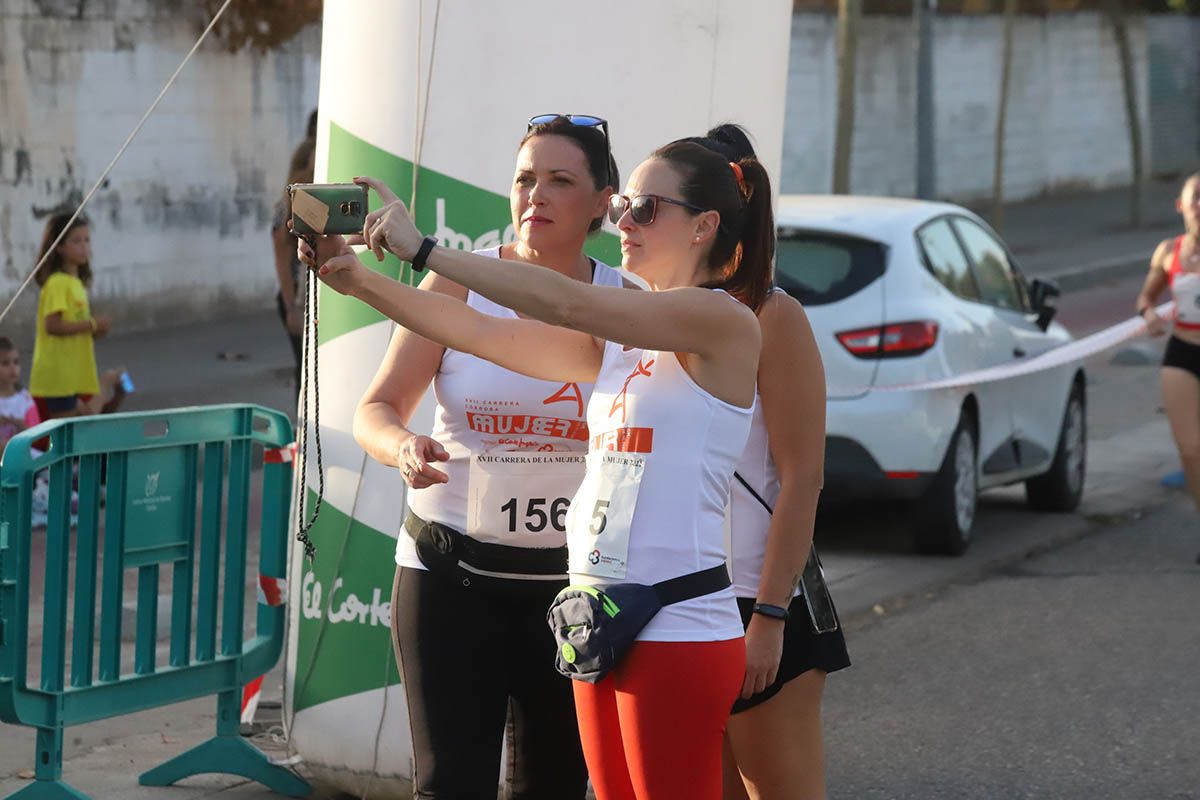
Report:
398,248,624,569
727,399,804,599
570,311,751,643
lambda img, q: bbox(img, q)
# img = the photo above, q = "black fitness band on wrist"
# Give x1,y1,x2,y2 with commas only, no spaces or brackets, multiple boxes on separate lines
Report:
751,602,789,621
410,235,437,272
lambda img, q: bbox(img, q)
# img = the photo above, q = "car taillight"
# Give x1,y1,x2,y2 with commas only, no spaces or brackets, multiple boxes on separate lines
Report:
836,321,938,358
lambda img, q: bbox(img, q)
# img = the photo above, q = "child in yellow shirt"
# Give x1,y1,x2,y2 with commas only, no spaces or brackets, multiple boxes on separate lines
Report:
29,213,124,420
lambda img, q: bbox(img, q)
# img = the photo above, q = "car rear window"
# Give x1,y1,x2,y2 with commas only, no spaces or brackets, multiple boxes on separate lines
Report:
774,229,887,306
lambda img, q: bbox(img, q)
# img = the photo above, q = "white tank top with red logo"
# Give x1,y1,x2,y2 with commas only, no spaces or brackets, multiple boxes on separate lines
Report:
398,248,624,570
569,304,751,642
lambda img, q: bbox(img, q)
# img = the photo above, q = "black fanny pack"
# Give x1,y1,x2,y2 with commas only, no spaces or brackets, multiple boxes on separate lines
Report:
404,511,568,584
546,564,731,683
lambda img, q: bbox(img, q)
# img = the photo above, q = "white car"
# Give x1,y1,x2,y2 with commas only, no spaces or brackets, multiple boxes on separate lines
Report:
776,195,1086,555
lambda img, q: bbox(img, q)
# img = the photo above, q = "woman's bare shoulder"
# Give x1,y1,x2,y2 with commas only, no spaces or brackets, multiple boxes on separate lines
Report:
758,289,812,338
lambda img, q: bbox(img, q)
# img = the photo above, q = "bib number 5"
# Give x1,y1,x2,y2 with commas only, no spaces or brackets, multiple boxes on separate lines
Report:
568,454,645,579
588,500,609,535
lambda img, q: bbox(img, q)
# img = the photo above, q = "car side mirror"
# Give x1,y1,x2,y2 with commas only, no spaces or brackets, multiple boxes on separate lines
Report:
1028,277,1060,331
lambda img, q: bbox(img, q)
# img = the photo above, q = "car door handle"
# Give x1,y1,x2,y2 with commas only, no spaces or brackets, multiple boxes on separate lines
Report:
1013,347,1026,358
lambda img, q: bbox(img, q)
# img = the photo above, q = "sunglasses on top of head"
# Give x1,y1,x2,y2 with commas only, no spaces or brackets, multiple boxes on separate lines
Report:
607,193,707,226
527,114,612,188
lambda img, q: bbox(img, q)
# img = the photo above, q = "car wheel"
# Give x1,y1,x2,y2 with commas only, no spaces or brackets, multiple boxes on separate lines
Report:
1025,383,1086,512
913,410,977,556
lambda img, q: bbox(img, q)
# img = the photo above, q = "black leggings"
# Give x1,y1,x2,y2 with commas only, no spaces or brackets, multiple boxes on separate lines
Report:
391,566,587,800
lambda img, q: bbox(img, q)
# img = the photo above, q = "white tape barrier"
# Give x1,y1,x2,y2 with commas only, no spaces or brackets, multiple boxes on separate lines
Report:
870,302,1174,393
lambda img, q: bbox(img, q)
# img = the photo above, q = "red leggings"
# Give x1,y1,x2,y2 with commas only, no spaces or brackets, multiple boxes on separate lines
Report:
573,638,745,800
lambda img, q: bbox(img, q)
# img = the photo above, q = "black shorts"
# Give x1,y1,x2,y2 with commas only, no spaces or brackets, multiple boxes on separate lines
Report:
1163,335,1200,383
731,594,851,714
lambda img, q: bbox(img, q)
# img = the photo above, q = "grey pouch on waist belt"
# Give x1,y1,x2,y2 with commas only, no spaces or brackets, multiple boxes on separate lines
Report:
546,564,731,684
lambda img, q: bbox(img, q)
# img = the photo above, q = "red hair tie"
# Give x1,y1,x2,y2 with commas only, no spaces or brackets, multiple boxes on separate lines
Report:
729,161,749,199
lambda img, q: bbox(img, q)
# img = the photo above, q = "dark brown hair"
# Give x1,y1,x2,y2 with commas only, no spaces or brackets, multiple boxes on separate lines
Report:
282,136,316,210
35,212,91,288
653,127,775,311
0,336,13,353
520,116,620,234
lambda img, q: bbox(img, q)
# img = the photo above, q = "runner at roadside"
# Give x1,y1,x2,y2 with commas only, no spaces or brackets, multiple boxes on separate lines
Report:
1135,171,1200,560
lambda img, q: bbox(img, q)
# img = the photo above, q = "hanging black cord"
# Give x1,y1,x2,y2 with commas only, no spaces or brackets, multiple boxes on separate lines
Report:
295,233,324,559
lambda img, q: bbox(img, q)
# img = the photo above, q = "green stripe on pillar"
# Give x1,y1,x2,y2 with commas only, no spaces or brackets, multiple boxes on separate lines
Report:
293,490,402,712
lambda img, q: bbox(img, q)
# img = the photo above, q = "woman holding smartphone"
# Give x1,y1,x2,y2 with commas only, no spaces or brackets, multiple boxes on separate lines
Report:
302,132,775,799
315,116,621,800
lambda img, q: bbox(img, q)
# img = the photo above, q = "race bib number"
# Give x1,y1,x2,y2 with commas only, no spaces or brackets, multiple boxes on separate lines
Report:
567,453,646,579
467,452,586,546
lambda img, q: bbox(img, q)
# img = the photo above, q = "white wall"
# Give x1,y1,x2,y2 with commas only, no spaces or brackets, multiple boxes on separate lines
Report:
1146,14,1200,176
781,12,1169,203
0,0,320,336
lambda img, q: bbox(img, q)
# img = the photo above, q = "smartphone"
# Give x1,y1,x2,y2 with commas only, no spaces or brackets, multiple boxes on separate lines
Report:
799,548,840,634
288,183,368,236
119,371,135,394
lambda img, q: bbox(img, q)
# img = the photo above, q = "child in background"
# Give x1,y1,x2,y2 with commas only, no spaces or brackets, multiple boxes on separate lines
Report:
0,336,41,455
0,335,57,526
28,213,125,420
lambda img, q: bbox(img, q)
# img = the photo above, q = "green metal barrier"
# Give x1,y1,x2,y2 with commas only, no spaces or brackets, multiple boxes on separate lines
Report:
0,405,310,799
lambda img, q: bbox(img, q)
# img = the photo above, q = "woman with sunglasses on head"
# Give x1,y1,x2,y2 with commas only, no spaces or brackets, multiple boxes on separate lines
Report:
681,126,850,800
308,115,620,800
302,133,776,799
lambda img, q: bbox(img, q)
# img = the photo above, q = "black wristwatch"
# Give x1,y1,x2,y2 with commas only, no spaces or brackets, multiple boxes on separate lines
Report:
411,235,437,272
751,602,789,621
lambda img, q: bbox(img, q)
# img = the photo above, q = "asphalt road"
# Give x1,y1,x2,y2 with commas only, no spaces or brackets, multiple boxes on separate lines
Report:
824,495,1199,800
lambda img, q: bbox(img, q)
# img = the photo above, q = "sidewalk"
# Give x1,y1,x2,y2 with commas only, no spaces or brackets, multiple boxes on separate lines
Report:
94,313,300,420
966,177,1183,290
0,180,1191,799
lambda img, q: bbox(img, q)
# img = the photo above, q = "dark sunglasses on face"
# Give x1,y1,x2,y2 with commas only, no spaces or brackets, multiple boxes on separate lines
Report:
527,114,612,188
607,193,707,226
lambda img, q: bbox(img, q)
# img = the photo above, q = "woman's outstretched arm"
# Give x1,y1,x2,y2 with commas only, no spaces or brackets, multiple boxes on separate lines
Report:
303,235,602,384
356,177,759,362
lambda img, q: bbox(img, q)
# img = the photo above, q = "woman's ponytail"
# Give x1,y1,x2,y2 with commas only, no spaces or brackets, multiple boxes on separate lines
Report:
655,128,775,312
718,156,774,312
